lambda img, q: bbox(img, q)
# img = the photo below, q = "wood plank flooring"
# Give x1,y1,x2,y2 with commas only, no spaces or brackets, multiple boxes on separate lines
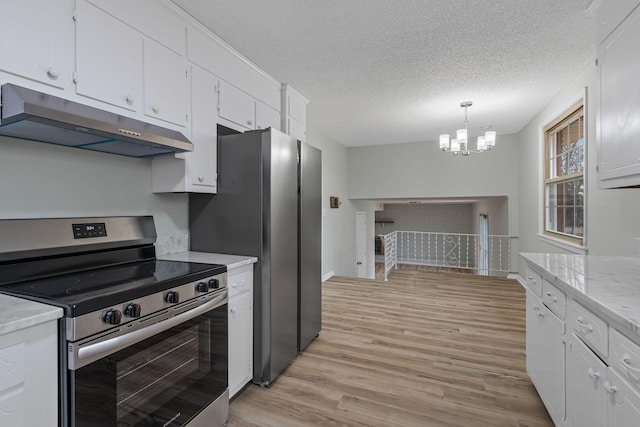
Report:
227,270,552,427
375,262,473,281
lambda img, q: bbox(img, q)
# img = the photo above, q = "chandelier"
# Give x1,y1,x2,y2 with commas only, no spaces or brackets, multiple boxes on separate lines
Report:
439,101,496,156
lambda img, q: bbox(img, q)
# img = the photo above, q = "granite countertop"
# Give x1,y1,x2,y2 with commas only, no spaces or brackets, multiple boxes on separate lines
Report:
521,252,640,336
158,251,258,270
0,295,63,336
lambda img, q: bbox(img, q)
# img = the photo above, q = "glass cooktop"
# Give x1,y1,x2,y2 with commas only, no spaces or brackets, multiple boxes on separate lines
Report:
0,259,226,316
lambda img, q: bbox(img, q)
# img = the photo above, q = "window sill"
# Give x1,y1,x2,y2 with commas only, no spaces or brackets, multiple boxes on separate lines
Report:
537,233,587,254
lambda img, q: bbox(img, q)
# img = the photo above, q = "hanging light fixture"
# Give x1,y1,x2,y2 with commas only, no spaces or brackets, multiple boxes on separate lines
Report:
439,101,496,156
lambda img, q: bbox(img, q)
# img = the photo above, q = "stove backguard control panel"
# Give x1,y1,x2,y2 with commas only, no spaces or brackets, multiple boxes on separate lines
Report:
72,222,107,239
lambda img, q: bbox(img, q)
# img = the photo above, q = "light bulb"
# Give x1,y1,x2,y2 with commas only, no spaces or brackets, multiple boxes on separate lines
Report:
477,136,486,151
485,131,496,147
457,128,467,148
439,134,450,150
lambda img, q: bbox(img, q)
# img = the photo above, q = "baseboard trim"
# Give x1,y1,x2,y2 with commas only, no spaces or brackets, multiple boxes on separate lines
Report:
322,271,335,282
510,273,526,288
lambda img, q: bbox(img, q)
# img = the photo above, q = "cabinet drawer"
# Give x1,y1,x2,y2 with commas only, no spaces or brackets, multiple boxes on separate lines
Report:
228,264,253,298
0,387,24,426
524,264,543,296
611,329,640,393
542,279,567,319
568,300,608,358
0,343,25,392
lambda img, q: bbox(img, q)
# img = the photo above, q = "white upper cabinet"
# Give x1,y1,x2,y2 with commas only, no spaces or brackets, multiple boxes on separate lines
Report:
282,84,308,141
596,1,640,188
187,23,281,112
84,0,186,56
190,66,218,190
218,80,256,131
151,64,216,194
256,102,281,131
0,0,74,90
143,39,188,126
595,0,640,44
75,0,143,112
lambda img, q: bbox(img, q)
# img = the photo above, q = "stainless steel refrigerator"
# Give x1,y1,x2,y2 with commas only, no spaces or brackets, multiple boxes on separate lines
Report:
189,128,321,386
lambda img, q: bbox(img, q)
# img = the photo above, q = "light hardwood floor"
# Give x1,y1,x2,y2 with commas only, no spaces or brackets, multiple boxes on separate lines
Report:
227,270,552,427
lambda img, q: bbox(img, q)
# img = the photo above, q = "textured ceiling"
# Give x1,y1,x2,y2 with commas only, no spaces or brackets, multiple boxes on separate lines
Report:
172,0,596,147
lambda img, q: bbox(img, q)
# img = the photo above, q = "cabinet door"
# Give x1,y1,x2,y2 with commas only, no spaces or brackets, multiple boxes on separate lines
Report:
566,333,608,427
75,0,143,111
256,102,281,131
228,290,253,398
607,368,640,427
190,66,217,190
288,118,306,142
0,0,73,89
143,39,188,126
526,292,565,426
597,6,640,188
218,80,255,130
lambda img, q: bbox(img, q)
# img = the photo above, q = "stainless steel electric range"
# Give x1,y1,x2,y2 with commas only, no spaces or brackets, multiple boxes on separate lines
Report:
0,216,229,427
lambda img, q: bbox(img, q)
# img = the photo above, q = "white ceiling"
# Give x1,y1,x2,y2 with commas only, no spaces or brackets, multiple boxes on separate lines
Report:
172,0,596,147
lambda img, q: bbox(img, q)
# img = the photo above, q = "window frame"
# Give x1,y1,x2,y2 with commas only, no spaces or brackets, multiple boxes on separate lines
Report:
542,98,586,247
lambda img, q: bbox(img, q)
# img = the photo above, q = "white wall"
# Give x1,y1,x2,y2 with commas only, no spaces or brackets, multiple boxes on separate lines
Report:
0,136,189,238
347,134,520,273
305,125,359,279
471,197,509,235
517,61,640,270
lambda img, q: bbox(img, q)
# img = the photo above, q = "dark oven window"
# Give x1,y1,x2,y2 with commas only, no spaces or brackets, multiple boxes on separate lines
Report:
70,304,227,427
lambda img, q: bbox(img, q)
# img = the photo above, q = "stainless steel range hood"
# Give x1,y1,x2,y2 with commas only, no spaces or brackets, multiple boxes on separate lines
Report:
0,83,193,157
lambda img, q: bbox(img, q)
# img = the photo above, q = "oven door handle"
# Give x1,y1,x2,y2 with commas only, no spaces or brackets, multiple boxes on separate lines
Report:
72,292,227,370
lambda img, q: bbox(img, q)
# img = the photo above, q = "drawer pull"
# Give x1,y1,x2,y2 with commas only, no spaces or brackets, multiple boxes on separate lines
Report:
622,354,640,382
576,316,594,332
604,381,617,394
527,276,536,283
587,368,601,380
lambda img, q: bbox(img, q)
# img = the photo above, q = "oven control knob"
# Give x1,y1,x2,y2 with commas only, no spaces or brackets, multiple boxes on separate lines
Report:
124,303,142,318
103,309,122,325
165,291,179,304
208,278,220,290
196,282,208,293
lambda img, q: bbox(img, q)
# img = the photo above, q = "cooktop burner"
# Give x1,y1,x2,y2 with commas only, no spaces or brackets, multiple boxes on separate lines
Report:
0,259,226,316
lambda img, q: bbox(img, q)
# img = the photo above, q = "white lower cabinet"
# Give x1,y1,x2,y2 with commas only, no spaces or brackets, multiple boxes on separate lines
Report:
526,291,565,426
228,264,254,398
0,320,58,427
607,367,640,426
566,332,608,427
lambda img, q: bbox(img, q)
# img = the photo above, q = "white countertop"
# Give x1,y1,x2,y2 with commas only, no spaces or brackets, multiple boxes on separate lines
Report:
0,295,63,335
521,252,640,336
158,251,258,270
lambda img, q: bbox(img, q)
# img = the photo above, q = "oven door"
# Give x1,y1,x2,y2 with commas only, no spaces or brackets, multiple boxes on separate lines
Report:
68,294,228,427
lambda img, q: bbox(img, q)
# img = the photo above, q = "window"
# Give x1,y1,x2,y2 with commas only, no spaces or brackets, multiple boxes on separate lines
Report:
544,101,584,245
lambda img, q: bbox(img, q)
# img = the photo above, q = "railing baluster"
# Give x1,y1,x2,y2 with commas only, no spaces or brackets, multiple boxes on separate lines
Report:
379,230,511,277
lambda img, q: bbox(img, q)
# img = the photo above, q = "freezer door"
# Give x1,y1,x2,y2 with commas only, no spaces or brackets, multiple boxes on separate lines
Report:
261,129,299,384
298,141,322,351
